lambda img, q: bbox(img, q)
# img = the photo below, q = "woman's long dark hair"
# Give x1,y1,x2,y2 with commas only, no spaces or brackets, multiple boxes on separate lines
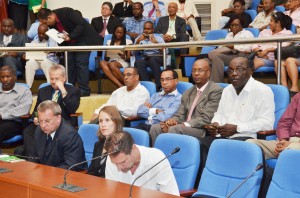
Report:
110,24,127,46
272,12,292,30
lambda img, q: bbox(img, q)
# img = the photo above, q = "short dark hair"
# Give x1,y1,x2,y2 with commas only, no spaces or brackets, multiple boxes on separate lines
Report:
125,66,139,75
0,65,16,75
37,8,52,20
228,14,245,27
233,0,245,6
162,68,178,79
134,2,143,9
102,2,113,10
104,131,135,157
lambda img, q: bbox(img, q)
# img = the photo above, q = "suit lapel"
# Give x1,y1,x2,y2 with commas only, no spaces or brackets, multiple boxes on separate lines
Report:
37,133,47,159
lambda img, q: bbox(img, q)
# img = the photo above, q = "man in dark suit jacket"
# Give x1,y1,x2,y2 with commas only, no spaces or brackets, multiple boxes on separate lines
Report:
149,59,223,145
29,100,86,171
0,18,26,72
38,8,102,96
22,64,80,156
112,0,134,20
155,2,189,55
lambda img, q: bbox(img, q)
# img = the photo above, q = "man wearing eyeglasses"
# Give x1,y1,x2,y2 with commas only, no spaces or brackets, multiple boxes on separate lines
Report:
149,59,223,145
135,69,182,132
90,67,150,122
202,57,275,166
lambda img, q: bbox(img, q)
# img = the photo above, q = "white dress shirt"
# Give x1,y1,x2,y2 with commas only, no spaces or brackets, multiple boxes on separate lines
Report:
225,29,254,52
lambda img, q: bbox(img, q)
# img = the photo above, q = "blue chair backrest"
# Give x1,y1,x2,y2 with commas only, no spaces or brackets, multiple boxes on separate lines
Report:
193,139,264,198
201,29,228,54
78,124,99,167
154,133,200,191
250,0,260,10
275,5,285,12
290,23,297,34
89,50,98,72
244,9,257,21
244,27,260,37
266,84,289,129
177,81,193,94
123,127,150,147
140,81,156,97
266,149,300,198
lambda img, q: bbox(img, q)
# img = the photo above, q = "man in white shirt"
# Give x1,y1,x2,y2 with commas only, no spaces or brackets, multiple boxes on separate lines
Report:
105,131,180,196
202,57,275,165
90,67,150,122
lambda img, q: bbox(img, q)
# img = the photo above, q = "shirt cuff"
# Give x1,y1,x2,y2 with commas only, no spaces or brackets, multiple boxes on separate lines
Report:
149,108,157,116
183,122,191,127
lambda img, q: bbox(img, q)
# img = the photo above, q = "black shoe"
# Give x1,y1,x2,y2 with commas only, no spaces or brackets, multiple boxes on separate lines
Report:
80,91,90,97
289,90,298,99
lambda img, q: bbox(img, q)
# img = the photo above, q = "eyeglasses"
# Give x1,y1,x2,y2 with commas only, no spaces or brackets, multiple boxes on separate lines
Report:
192,69,208,73
122,73,137,78
227,67,248,74
160,77,175,82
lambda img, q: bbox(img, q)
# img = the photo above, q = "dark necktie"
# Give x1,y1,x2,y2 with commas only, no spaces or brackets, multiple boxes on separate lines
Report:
148,5,156,18
100,18,107,38
43,135,53,162
124,2,128,10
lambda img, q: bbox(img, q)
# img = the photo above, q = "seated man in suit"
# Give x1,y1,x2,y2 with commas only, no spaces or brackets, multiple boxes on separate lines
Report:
0,65,32,144
149,59,223,145
0,18,26,72
134,21,166,90
28,100,86,171
143,0,167,21
112,0,134,20
90,67,150,122
203,57,275,163
91,2,122,45
105,131,179,196
135,69,182,132
22,64,80,156
155,2,189,55
122,2,152,40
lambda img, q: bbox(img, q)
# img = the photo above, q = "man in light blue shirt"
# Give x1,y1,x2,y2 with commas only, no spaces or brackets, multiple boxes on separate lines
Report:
135,69,182,132
143,0,167,21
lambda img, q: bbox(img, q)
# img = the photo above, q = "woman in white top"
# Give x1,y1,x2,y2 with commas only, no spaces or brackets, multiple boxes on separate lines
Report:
100,24,132,88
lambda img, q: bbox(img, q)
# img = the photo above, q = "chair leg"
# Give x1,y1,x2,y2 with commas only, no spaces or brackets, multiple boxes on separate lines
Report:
97,78,102,94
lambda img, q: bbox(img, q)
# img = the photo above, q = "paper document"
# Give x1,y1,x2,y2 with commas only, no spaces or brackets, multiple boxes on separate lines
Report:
46,29,65,44
106,50,123,61
25,43,47,60
0,155,25,163
32,4,41,13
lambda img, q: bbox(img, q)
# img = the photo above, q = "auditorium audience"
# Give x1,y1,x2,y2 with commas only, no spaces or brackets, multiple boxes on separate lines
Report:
38,7,101,97
112,0,134,20
207,15,254,83
249,0,276,31
143,0,167,21
25,24,59,88
91,2,122,46
175,0,202,41
22,64,80,156
123,2,152,40
28,100,86,171
155,2,189,55
203,57,275,164
105,131,180,196
0,65,32,144
90,67,150,122
0,18,26,73
222,0,252,29
149,59,222,145
135,69,182,132
252,12,292,69
88,106,123,177
134,21,165,90
27,8,48,41
100,24,132,88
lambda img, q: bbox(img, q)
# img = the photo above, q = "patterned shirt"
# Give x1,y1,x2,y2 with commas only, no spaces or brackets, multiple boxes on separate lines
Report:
249,10,276,29
123,16,152,35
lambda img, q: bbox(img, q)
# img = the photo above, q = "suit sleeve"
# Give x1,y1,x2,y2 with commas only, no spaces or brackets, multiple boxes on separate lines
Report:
176,18,187,38
87,141,104,176
91,18,100,34
155,18,164,34
59,85,81,114
65,9,88,40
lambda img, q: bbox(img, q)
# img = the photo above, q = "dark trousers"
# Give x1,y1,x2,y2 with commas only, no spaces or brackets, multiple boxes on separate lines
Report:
0,120,22,143
67,46,91,95
22,122,37,156
134,123,152,132
134,56,163,90
171,33,189,55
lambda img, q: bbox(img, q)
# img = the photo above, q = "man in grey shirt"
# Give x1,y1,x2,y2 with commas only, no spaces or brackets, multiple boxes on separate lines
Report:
0,65,32,143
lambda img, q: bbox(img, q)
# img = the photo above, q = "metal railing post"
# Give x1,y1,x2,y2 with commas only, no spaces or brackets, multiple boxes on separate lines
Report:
163,48,167,69
64,51,68,82
276,42,282,85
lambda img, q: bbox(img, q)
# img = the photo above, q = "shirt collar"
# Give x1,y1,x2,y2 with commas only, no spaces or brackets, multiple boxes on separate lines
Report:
240,76,254,93
0,84,17,93
197,81,209,93
160,89,179,96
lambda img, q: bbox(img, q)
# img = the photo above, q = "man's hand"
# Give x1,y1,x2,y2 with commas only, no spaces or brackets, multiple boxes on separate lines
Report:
163,34,173,42
160,121,168,133
218,124,237,138
165,118,177,127
33,117,39,125
149,34,158,43
144,102,152,108
274,139,290,156
204,122,220,137
153,0,159,8
7,52,18,58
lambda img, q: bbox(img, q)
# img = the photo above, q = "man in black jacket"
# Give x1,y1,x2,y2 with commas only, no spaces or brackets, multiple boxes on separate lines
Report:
112,0,134,20
38,8,101,97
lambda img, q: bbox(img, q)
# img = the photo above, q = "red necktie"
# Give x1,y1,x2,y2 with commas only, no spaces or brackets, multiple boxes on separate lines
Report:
148,5,156,18
186,90,202,121
100,18,107,38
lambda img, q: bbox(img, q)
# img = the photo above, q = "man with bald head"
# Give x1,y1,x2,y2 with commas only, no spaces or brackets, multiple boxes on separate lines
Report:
0,18,26,72
25,23,59,88
201,57,275,163
149,59,223,145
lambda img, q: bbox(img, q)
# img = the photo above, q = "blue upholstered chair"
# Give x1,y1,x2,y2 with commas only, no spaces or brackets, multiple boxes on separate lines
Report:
140,81,156,97
266,149,300,198
154,133,200,196
244,27,260,37
244,9,257,21
200,29,229,54
176,81,193,94
250,0,260,10
123,127,150,147
193,139,264,198
78,124,99,167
